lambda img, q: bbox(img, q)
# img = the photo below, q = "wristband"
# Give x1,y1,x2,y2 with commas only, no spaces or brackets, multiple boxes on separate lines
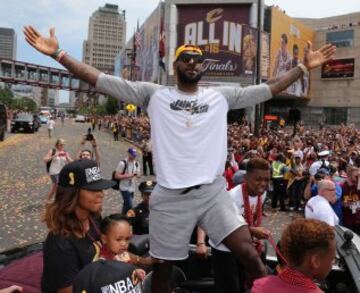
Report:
50,48,61,59
298,63,309,75
197,242,205,246
56,50,66,62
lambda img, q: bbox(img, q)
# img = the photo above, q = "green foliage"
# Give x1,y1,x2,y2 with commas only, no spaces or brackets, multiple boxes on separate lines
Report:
78,106,92,115
0,88,14,106
0,88,37,111
95,104,107,116
105,96,119,115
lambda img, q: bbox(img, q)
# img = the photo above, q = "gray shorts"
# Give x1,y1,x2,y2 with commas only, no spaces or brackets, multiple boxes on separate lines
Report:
149,176,246,260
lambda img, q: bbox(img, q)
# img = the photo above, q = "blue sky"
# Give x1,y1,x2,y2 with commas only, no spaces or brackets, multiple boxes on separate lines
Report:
1,0,360,102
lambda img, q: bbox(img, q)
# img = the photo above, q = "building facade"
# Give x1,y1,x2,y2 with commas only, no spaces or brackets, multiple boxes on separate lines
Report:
0,27,17,60
265,9,360,126
83,3,126,74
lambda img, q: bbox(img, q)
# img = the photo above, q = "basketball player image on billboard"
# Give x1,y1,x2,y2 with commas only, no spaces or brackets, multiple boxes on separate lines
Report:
289,44,302,96
272,33,292,94
242,27,257,75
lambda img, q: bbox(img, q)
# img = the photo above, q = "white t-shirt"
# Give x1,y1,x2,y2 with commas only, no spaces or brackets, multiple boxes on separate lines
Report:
309,160,329,176
209,184,266,252
116,159,141,192
47,120,55,130
49,152,67,175
305,195,339,226
96,74,272,189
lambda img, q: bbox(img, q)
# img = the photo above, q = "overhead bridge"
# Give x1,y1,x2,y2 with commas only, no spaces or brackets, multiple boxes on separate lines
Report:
0,58,96,94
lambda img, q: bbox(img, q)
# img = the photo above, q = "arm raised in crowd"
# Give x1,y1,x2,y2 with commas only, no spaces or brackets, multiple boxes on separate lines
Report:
23,26,160,107
23,26,100,86
267,41,336,96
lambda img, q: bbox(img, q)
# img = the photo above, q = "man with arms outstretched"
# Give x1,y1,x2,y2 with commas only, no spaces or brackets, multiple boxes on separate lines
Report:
24,26,335,293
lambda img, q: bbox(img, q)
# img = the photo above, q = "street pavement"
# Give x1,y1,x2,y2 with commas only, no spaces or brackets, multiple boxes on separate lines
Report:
0,119,152,252
0,119,300,255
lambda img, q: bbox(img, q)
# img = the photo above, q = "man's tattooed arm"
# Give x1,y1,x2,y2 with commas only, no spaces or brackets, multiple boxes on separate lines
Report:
266,66,304,96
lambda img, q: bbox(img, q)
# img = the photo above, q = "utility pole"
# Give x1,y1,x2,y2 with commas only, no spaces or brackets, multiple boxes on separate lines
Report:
254,0,263,137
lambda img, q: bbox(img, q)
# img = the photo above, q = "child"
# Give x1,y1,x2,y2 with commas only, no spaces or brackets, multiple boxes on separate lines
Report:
252,218,335,293
100,214,146,280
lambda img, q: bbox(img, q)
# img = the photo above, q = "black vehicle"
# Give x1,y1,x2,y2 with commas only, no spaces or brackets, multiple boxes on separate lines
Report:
0,103,7,141
0,226,359,292
11,113,41,133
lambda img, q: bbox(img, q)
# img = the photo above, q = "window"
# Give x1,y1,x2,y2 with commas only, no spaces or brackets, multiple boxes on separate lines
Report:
324,108,347,125
326,30,354,48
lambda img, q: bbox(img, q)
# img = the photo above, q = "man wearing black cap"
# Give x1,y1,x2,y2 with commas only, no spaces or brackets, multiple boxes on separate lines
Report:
127,180,156,235
24,25,336,293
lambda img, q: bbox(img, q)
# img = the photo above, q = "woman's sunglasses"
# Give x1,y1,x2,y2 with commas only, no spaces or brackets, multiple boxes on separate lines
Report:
177,53,204,64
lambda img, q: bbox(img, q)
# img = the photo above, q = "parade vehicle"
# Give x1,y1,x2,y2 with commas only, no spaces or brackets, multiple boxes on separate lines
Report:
0,226,359,293
10,113,40,133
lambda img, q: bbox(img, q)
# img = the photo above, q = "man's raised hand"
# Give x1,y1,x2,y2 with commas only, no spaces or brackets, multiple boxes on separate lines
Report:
23,26,59,56
304,41,336,70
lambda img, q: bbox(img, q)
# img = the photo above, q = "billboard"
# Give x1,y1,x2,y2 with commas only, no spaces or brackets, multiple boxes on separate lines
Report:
177,4,252,77
270,7,314,97
261,32,270,80
321,58,355,79
114,3,163,82
136,4,163,82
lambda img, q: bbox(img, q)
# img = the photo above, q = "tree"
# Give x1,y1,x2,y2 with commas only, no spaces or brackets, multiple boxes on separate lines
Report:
11,97,37,112
105,96,119,115
0,88,14,107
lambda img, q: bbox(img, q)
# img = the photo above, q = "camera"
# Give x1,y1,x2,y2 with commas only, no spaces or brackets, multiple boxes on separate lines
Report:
86,128,94,141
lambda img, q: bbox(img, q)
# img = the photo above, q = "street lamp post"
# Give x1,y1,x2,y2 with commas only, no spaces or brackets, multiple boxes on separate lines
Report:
254,0,263,137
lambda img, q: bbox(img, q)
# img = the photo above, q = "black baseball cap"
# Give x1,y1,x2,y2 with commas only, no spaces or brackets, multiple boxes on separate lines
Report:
73,259,142,293
139,180,157,194
59,160,116,190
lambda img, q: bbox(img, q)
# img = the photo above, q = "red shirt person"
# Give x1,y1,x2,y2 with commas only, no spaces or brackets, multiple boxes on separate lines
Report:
252,218,336,293
340,166,360,234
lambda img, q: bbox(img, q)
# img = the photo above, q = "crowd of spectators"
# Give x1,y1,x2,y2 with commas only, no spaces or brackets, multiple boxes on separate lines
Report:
96,112,360,235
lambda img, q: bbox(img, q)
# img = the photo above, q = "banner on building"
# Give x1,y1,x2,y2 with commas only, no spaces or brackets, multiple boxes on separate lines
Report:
261,32,270,80
241,25,257,76
270,7,314,97
177,4,252,77
114,3,163,82
321,58,355,79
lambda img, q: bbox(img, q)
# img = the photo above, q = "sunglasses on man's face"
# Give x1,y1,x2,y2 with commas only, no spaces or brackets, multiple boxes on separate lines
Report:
178,53,204,64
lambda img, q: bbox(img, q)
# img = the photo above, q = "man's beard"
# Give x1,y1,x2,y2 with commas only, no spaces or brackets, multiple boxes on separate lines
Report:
176,67,203,84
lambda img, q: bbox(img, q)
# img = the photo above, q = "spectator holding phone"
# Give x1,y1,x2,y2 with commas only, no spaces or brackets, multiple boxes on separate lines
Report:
43,139,72,200
76,128,100,165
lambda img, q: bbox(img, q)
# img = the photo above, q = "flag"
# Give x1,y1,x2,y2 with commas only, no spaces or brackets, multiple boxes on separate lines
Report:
159,19,165,58
159,18,166,71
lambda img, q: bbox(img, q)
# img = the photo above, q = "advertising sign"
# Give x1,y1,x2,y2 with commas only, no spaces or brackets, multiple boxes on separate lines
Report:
136,5,162,82
270,7,314,97
241,25,257,76
177,4,251,77
321,58,355,79
261,32,270,80
114,3,163,82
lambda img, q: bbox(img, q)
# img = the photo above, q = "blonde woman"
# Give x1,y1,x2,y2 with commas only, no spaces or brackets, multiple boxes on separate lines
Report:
43,139,72,200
